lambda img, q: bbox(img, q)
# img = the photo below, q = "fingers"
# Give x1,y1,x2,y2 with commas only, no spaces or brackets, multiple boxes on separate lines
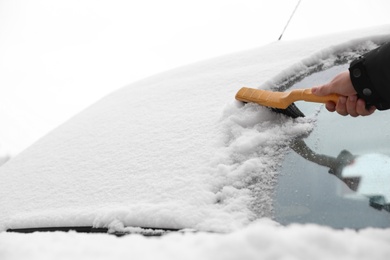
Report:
312,70,375,117
346,95,358,117
325,101,336,112
332,95,376,117
356,99,376,116
335,96,348,116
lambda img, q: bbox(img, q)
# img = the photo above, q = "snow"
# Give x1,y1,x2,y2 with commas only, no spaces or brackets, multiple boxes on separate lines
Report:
1,220,390,260
1,25,390,258
217,103,314,218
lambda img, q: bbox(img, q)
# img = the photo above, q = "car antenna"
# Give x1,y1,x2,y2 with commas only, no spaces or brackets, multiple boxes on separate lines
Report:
278,0,302,41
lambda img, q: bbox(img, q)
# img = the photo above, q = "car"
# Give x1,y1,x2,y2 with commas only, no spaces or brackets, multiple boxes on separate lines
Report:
0,25,389,258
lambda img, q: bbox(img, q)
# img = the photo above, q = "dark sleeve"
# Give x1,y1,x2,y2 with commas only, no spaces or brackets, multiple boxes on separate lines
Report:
349,42,390,110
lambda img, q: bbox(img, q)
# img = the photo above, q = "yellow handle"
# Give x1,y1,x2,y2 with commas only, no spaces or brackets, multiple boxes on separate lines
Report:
235,87,341,109
290,89,340,104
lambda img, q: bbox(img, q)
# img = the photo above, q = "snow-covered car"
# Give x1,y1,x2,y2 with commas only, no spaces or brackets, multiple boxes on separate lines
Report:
1,26,390,258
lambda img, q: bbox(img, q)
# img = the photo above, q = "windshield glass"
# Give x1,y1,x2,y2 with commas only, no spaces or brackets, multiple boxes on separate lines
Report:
274,64,390,229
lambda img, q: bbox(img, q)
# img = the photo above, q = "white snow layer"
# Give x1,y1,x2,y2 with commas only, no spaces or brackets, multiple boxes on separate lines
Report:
1,220,390,260
1,25,390,259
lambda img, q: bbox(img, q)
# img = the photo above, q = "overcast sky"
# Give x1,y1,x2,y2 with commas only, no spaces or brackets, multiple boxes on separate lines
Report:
1,0,390,155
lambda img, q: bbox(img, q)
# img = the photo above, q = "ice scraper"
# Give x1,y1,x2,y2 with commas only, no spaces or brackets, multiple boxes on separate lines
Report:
235,87,340,118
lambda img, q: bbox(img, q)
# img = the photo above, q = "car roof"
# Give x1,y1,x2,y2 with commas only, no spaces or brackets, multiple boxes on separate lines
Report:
1,25,390,233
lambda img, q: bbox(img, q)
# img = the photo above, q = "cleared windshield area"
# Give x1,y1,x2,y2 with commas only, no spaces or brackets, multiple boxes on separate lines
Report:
274,65,390,229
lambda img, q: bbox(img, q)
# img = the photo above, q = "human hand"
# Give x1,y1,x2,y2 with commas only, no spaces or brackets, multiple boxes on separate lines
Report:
311,71,376,117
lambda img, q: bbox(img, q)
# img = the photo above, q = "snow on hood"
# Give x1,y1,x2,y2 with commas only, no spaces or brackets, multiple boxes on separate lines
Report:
1,25,390,232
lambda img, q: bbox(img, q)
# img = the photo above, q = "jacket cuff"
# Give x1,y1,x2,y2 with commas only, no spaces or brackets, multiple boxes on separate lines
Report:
349,56,390,110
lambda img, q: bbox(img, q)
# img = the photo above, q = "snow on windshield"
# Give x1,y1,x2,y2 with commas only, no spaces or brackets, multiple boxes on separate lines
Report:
216,102,313,219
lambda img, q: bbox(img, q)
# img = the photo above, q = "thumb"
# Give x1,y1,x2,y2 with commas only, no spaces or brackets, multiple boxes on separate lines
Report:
311,84,333,96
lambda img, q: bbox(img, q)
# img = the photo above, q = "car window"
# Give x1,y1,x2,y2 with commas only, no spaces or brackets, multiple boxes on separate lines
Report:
274,64,390,229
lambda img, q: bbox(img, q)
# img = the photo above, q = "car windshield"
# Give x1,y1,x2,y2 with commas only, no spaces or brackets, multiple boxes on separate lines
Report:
274,64,390,229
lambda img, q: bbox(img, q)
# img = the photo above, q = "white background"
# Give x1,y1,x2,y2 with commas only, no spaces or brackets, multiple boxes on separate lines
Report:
1,0,390,155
